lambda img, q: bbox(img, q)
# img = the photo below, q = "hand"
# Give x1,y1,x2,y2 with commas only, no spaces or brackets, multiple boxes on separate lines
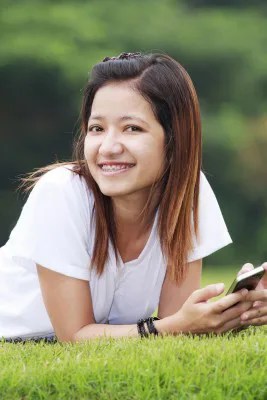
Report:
167,283,253,335
237,262,267,327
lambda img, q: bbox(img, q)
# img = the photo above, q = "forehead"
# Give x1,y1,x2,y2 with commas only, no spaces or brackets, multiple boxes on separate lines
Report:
90,82,155,120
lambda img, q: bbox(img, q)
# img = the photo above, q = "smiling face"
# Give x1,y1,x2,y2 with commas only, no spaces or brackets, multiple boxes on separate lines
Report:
84,82,166,203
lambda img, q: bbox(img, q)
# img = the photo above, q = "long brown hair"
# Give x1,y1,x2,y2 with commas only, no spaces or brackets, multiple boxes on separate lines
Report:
19,52,202,285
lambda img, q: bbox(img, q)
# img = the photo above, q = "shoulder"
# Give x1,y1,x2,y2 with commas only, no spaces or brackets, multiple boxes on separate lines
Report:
187,170,232,262
199,171,216,200
38,164,82,188
33,164,92,202
197,170,223,214
7,164,94,279
199,170,211,189
23,164,94,219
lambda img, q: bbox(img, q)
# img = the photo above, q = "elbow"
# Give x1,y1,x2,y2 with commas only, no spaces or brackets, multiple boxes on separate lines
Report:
72,325,94,343
72,330,82,343
56,334,77,344
56,323,95,343
55,330,79,344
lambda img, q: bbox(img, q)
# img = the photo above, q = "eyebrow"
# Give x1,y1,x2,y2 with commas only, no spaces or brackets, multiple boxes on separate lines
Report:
89,114,149,127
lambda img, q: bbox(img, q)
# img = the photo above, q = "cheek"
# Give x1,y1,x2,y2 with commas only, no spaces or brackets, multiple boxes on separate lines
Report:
138,138,165,171
84,136,98,163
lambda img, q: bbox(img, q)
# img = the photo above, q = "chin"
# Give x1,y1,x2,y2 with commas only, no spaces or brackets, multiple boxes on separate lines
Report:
98,188,130,197
97,183,137,198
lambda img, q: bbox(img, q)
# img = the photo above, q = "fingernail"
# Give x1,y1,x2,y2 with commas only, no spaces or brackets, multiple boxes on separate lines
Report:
241,289,248,295
241,314,248,320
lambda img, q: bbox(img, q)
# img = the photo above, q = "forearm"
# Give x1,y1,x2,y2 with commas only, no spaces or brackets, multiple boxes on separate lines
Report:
73,317,173,342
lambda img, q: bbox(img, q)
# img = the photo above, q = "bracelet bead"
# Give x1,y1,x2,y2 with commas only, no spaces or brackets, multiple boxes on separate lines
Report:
137,317,160,338
146,317,160,335
137,319,149,338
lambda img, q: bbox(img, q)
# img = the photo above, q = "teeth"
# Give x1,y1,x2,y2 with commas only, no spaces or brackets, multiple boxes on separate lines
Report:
101,164,133,171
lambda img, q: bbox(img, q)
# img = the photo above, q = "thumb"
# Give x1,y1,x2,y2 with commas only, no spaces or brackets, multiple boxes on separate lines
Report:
237,263,254,277
189,283,225,304
258,262,267,289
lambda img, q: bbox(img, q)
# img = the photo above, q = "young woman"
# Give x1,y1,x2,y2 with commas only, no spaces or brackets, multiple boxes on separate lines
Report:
0,52,266,342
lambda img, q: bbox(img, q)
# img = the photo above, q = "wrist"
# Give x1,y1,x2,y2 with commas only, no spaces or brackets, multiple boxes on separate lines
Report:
154,314,186,336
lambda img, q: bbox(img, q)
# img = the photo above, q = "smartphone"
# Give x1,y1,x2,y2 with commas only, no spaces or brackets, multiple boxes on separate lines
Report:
226,266,265,295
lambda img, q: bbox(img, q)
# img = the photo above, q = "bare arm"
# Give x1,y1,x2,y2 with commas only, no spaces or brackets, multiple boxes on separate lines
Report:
157,259,202,318
36,264,169,342
37,261,253,340
75,259,202,340
36,264,95,342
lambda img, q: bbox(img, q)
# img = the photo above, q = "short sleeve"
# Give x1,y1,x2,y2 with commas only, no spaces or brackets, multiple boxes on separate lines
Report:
6,166,92,281
187,171,233,263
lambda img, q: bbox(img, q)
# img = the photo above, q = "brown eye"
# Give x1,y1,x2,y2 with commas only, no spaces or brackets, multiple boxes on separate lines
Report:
88,125,102,132
126,125,142,132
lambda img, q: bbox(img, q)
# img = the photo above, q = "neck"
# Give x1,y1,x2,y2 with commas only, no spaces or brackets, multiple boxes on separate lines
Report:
112,189,159,237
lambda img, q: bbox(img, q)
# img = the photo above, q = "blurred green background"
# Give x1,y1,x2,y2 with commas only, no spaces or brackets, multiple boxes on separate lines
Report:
1,0,266,269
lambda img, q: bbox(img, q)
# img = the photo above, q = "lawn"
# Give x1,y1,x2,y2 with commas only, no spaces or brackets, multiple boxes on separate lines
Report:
0,265,266,400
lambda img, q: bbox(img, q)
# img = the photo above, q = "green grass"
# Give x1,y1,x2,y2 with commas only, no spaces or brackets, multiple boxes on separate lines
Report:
1,329,266,400
0,266,266,400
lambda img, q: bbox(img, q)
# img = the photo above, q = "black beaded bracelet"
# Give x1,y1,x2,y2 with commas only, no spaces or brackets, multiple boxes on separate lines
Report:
146,317,160,336
137,319,149,338
137,317,160,338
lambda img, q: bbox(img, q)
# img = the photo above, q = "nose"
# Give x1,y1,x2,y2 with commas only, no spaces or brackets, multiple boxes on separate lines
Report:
98,131,123,157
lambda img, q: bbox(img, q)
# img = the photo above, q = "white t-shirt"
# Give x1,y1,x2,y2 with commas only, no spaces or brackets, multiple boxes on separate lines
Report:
0,165,232,339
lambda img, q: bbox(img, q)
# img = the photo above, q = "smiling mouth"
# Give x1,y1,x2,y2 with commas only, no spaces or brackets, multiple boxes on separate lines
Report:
98,164,135,175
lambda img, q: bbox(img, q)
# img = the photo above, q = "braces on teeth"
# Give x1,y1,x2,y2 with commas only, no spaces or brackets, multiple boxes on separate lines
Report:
101,165,133,170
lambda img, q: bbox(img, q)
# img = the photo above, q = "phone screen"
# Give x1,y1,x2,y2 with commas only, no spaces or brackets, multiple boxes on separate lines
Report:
226,266,265,295
232,276,261,292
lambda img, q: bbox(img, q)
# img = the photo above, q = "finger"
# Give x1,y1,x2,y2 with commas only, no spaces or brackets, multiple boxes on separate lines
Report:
217,316,242,333
245,289,267,302
190,283,225,303
237,263,254,277
213,289,248,312
221,301,253,323
259,262,267,288
240,315,267,326
240,305,267,321
253,300,264,308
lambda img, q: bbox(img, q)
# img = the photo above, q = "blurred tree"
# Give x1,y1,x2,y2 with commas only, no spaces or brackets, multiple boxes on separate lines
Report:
0,59,78,244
